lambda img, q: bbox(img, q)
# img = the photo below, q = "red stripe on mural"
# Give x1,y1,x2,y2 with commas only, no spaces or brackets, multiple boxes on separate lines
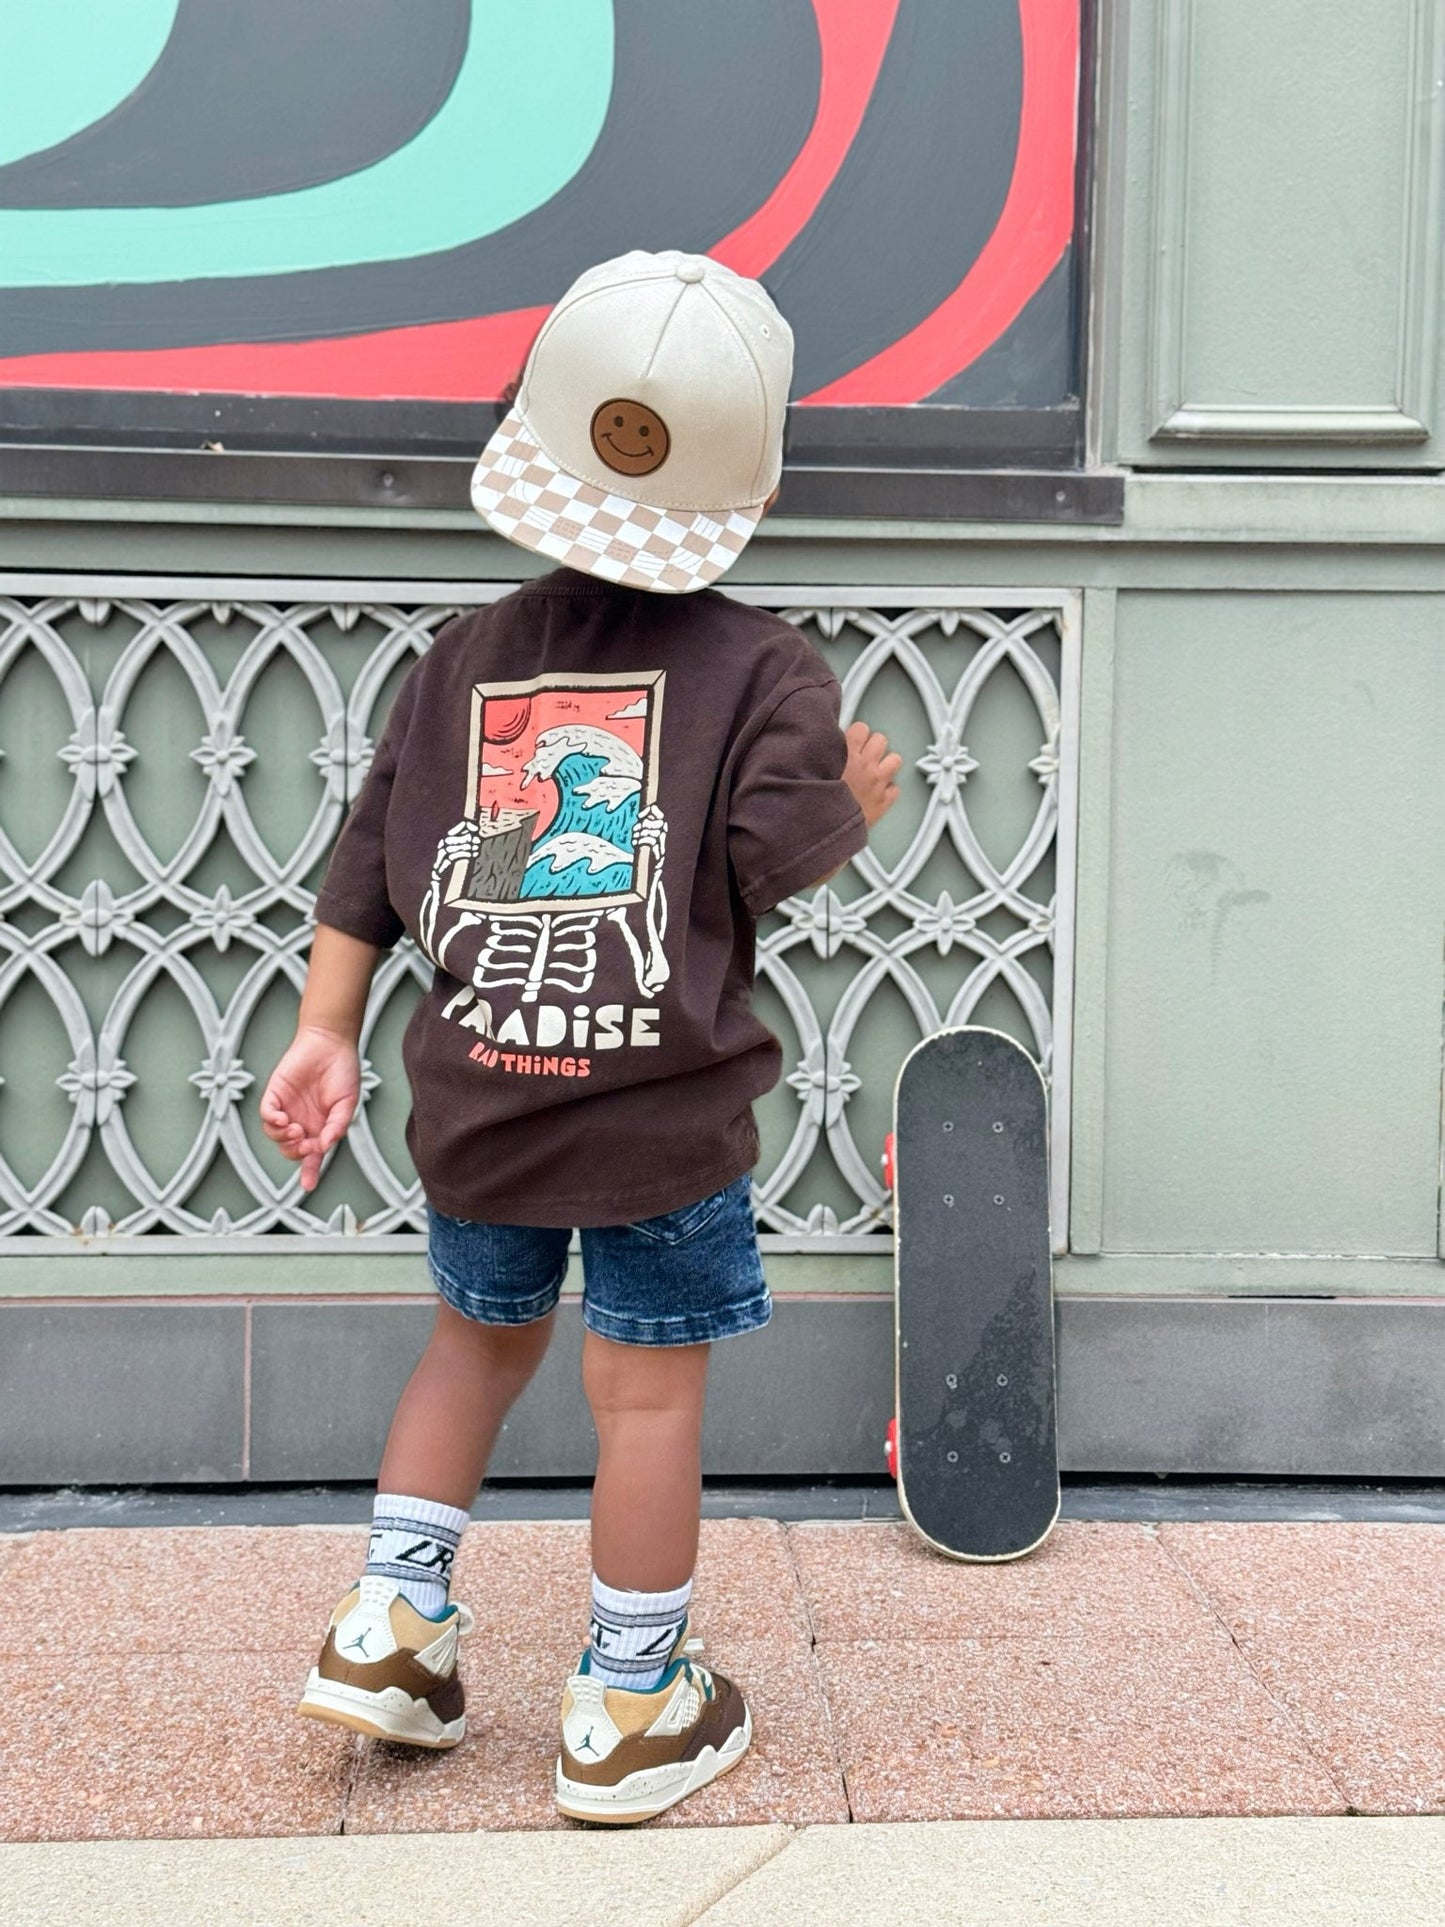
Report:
710,0,898,276
0,304,551,401
799,0,1079,404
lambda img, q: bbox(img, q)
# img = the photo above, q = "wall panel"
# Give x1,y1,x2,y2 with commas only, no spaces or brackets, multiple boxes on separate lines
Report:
1116,0,1445,465
1094,589,1445,1254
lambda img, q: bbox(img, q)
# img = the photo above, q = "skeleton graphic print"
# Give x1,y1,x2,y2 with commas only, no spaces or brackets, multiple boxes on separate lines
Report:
419,673,670,1014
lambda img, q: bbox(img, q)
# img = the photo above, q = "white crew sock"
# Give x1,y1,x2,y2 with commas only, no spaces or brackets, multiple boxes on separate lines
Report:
588,1573,693,1691
365,1491,469,1618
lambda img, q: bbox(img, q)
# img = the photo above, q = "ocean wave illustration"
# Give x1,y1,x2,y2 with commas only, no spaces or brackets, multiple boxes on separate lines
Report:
519,727,641,900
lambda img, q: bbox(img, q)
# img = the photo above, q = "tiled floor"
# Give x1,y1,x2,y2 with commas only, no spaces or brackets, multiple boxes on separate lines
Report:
2,1518,1442,1841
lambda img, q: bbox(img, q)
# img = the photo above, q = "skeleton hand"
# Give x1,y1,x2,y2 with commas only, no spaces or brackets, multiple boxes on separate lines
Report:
632,804,666,862
432,820,482,874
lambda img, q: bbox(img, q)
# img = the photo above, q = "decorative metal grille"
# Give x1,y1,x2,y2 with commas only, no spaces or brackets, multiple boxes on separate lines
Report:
0,578,1078,1254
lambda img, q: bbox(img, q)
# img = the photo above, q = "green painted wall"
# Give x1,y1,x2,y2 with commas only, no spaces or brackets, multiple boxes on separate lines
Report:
1088,589,1444,1257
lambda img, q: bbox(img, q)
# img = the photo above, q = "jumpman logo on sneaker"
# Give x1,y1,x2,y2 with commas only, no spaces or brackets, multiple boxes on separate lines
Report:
344,1629,372,1656
575,1727,600,1757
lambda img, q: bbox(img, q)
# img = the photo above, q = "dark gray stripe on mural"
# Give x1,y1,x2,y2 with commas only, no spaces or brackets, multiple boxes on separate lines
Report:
0,0,819,355
767,0,1022,396
925,252,1078,408
0,0,470,209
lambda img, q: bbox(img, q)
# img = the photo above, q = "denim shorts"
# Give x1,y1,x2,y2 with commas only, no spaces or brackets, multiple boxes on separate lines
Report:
425,1175,770,1348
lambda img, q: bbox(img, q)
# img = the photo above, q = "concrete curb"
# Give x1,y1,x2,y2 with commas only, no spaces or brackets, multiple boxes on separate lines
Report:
5,1818,1444,1926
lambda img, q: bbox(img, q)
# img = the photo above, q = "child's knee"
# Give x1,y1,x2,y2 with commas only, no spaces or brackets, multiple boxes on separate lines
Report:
435,1299,555,1376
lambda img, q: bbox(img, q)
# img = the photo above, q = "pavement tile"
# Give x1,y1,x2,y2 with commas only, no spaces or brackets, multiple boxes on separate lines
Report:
788,1521,1208,1643
0,1829,797,1927
343,1634,847,1833
815,1628,1346,1822
1158,1522,1445,1641
697,1817,1445,1927
1233,1633,1445,1815
2,1526,368,1655
693,1519,814,1648
0,1649,354,1843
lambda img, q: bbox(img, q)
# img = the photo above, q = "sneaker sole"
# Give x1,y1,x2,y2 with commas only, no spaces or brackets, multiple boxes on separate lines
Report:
554,1705,752,1825
297,1671,465,1750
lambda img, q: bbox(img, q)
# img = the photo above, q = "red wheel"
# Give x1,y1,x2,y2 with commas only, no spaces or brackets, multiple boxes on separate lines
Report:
885,1415,898,1480
882,1131,895,1193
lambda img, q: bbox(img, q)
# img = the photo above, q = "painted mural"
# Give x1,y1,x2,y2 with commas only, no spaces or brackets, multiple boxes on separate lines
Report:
0,0,1080,421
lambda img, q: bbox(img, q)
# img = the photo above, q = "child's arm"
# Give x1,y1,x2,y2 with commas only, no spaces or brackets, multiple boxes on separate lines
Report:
805,720,902,887
259,925,381,1192
262,652,424,1190
729,682,903,916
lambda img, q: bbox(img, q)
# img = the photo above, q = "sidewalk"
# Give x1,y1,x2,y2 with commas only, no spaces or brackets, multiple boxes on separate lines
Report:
2,1517,1442,1918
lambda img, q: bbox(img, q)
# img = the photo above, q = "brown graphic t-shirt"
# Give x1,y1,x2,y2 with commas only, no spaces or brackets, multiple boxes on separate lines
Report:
314,570,867,1225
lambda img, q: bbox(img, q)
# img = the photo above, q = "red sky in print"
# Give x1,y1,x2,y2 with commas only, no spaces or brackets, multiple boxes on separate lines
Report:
476,684,649,845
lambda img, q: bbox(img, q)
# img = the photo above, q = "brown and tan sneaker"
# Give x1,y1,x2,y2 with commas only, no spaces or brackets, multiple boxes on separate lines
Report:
555,1630,751,1824
298,1576,474,1749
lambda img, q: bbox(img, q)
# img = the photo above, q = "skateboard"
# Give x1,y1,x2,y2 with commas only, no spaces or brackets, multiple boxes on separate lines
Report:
884,1027,1059,1561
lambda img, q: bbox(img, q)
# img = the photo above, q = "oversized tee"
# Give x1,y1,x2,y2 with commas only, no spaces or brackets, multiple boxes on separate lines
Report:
313,570,867,1225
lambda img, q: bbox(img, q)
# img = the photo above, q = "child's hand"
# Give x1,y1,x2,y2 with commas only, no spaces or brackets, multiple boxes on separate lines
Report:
259,1026,363,1192
844,721,903,827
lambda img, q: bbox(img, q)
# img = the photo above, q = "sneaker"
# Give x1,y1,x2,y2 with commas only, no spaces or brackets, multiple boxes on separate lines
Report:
555,1630,751,1824
297,1574,474,1749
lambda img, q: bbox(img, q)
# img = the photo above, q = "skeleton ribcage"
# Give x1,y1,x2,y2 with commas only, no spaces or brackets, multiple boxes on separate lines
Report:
473,911,601,1003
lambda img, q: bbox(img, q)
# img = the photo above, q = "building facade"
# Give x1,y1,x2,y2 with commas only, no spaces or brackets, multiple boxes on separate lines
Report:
1,2,1442,1482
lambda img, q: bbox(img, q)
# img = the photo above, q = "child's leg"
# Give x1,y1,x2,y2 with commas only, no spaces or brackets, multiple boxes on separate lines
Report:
299,1242,563,1745
380,1299,556,1508
582,1329,708,1684
362,1301,555,1614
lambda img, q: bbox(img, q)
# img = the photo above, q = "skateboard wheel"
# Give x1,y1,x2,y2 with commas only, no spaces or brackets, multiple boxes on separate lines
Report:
882,1133,895,1193
885,1416,898,1479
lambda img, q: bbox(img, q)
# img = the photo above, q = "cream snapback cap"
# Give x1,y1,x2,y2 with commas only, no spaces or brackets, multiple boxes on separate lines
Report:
470,249,794,594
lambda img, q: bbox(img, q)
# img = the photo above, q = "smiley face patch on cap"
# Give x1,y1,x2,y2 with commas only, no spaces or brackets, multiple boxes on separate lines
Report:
591,399,670,477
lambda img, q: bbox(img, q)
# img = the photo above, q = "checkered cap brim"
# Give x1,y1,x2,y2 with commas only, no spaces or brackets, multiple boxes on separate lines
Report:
470,409,764,595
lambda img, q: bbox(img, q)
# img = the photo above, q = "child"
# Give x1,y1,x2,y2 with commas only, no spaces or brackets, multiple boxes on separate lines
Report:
261,250,900,1824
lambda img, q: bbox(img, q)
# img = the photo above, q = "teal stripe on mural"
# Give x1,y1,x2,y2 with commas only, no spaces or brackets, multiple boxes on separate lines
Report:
0,1,179,169
0,0,612,288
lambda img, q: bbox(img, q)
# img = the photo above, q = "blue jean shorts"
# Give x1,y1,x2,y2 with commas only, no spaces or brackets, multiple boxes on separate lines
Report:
426,1175,770,1348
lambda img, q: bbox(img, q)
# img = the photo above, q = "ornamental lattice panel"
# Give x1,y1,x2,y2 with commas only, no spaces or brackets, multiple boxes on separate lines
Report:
0,581,1078,1253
